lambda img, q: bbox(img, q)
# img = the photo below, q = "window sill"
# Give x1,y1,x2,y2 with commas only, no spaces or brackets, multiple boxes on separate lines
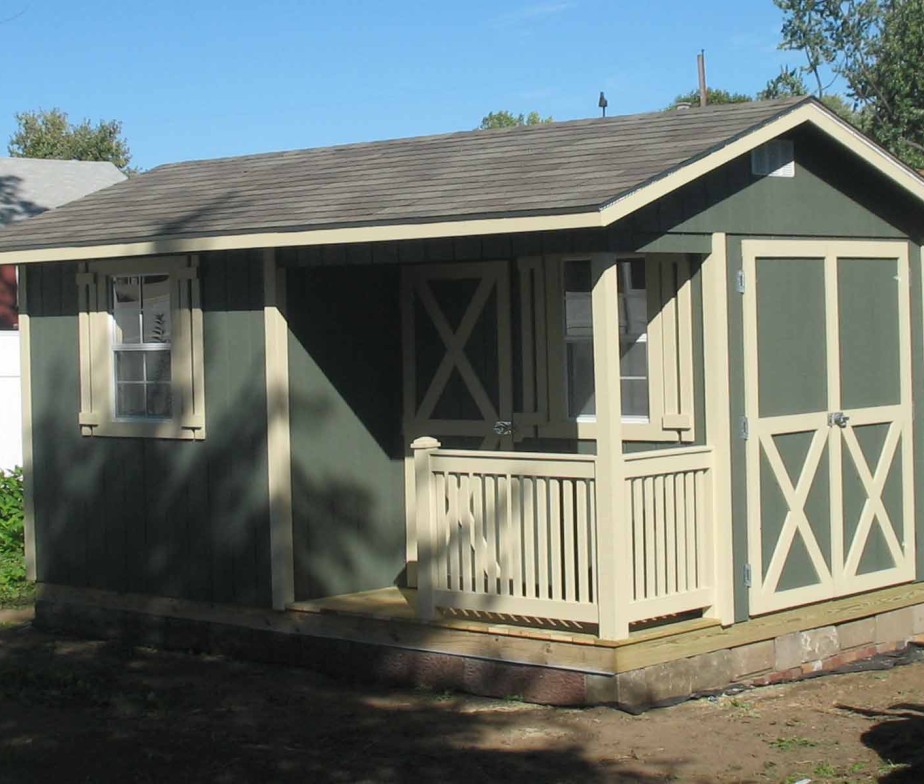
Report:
79,420,205,440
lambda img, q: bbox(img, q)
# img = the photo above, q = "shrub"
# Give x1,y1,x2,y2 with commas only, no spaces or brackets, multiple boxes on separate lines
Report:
0,467,29,606
0,467,24,555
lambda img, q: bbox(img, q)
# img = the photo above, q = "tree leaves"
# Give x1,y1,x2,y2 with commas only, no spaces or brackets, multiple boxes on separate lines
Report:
8,108,135,174
478,111,553,130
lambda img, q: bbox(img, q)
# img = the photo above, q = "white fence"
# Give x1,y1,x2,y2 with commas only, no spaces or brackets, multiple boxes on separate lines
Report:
0,331,22,471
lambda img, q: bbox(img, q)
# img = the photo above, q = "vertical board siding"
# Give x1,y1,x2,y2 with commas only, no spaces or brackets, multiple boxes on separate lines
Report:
286,261,407,601
29,253,273,607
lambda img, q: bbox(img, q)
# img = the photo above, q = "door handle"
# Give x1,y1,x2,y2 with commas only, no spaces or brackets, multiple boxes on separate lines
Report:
828,411,850,429
493,420,514,436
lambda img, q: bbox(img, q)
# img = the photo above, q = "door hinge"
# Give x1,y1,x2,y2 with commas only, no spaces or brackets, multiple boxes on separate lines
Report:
743,563,752,588
739,416,749,440
736,269,746,294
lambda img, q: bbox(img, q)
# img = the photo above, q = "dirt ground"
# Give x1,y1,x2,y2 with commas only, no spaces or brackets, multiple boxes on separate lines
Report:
0,611,922,784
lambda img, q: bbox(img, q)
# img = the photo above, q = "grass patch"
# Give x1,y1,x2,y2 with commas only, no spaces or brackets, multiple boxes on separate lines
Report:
769,736,818,751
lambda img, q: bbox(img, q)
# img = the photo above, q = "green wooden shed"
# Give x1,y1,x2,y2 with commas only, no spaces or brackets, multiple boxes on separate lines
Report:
3,96,924,706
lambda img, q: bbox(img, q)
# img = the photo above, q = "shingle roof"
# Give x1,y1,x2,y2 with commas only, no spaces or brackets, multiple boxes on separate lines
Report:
0,158,126,227
0,98,810,253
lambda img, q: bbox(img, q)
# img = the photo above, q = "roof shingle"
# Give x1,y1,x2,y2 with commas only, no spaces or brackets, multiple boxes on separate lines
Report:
0,98,808,252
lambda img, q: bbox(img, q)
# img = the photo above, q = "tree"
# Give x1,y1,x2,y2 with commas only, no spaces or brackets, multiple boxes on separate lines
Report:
854,1,924,167
8,108,135,173
772,0,924,166
665,88,752,109
478,110,553,130
759,67,860,124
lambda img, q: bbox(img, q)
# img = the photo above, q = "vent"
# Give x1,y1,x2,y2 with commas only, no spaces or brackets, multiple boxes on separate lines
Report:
751,139,795,177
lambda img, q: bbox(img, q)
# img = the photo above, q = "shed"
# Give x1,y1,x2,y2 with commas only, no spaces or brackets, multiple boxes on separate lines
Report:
2,97,924,706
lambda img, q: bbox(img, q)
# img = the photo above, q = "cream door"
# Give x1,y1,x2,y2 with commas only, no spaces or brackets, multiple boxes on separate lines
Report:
402,262,513,450
743,240,914,616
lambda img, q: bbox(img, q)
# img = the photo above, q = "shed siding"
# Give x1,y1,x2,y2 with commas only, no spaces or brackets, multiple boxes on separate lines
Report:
284,260,406,600
27,252,272,606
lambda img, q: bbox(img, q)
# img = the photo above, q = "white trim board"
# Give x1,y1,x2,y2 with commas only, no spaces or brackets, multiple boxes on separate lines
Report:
3,100,924,266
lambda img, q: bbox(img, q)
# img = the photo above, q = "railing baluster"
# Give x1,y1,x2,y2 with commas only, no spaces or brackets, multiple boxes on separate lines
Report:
665,472,677,596
632,478,645,601
563,479,575,603
675,472,688,593
576,479,589,604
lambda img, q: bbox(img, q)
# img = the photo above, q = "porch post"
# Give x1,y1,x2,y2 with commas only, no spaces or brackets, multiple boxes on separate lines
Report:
591,258,630,640
263,248,295,611
411,436,440,621
702,232,735,625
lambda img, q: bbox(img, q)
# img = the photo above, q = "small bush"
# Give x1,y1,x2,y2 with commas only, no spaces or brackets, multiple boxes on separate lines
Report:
0,467,30,607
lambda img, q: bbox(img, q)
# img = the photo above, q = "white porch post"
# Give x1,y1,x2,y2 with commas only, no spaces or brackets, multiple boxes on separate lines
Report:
591,257,630,639
702,232,735,625
263,248,295,611
412,436,440,620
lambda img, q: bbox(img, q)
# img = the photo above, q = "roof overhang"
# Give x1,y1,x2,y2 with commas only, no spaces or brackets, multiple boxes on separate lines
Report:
4,100,924,265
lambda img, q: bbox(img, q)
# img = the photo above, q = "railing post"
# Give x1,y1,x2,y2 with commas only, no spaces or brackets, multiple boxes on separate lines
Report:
411,436,441,621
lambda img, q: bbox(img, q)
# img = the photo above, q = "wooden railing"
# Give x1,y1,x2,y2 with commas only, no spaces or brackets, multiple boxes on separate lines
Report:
411,439,716,636
623,446,715,622
413,439,598,624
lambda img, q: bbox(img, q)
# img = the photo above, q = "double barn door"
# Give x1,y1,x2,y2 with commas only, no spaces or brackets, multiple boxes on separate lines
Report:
743,241,915,615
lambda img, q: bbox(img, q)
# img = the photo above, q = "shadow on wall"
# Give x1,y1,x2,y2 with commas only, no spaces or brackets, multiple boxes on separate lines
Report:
28,254,408,610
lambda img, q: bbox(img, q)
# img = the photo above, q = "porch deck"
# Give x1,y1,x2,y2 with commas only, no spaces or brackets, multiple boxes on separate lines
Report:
288,582,924,676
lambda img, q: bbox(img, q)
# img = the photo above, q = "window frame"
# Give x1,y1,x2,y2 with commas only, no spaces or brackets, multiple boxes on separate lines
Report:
77,255,206,440
532,253,695,443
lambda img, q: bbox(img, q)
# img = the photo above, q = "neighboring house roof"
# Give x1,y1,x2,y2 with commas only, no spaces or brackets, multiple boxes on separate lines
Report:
0,158,126,328
0,158,126,227
1,97,923,263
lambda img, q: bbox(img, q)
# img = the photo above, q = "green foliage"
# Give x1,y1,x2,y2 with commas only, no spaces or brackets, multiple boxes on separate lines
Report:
0,467,29,606
772,0,924,166
855,1,924,167
758,66,809,99
666,88,752,109
8,108,135,173
478,110,553,130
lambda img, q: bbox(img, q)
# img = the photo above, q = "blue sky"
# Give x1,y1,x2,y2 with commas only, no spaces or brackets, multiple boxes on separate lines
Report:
2,1,804,171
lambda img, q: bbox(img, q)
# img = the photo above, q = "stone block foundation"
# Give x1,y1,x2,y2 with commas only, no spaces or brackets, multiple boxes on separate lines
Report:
32,583,924,713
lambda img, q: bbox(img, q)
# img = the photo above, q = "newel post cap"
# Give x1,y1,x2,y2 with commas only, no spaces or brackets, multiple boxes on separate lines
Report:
410,436,441,450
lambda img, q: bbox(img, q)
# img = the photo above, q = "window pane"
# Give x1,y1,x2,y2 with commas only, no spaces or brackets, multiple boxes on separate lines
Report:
112,277,141,344
620,335,648,378
565,292,593,337
567,340,595,418
147,384,173,418
145,351,171,383
116,384,145,417
618,259,649,421
142,275,172,343
115,351,144,382
621,379,650,419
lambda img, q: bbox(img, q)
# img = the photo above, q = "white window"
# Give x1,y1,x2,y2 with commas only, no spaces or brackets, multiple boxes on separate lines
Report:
77,256,205,439
531,254,694,442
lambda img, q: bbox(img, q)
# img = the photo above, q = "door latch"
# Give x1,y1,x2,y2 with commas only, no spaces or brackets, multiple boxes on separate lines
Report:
828,411,850,429
493,420,514,436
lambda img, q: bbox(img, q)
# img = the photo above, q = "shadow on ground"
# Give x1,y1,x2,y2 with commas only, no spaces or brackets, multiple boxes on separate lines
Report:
0,623,688,784
838,701,924,783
